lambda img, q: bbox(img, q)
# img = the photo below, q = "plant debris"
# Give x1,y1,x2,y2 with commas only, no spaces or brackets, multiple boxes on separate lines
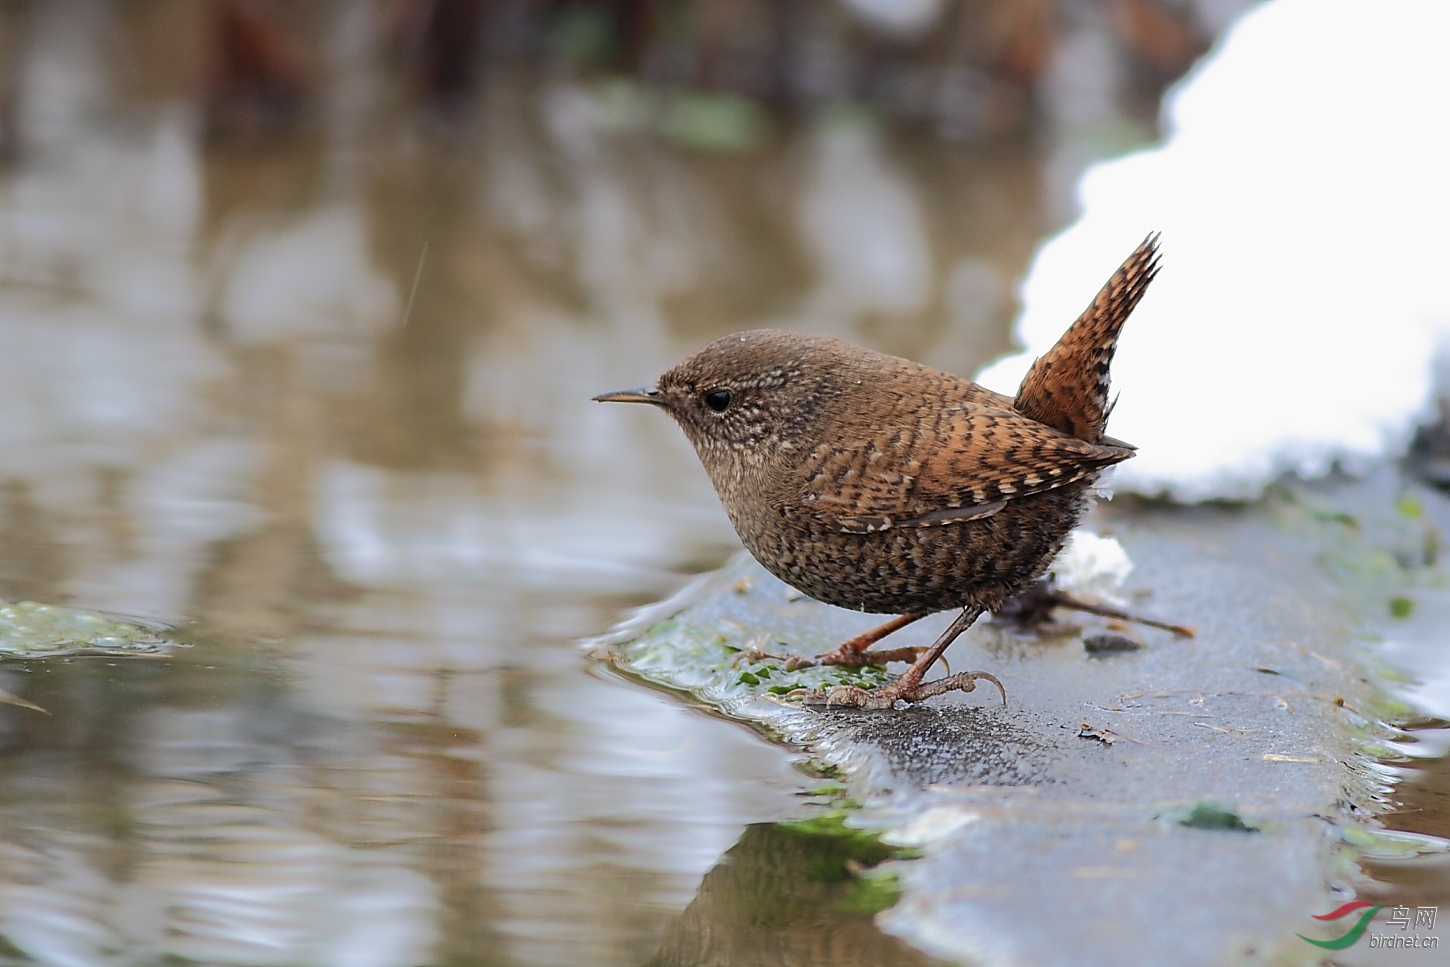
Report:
1176,801,1260,833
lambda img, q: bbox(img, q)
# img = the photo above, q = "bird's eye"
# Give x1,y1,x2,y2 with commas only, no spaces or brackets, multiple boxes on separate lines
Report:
703,389,732,412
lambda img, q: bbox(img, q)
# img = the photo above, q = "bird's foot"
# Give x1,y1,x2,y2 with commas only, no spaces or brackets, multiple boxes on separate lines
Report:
785,607,993,710
791,612,933,668
808,644,927,669
789,670,1007,710
739,645,925,670
731,649,794,667
731,631,814,667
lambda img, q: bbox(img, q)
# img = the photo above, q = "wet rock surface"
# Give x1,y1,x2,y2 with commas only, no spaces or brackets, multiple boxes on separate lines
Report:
592,474,1450,966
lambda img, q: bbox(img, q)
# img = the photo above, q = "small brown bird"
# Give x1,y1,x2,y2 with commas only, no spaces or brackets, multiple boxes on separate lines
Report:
596,235,1161,709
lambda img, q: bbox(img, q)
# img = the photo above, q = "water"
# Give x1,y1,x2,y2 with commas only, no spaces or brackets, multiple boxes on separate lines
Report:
0,2,1442,964
0,4,1050,963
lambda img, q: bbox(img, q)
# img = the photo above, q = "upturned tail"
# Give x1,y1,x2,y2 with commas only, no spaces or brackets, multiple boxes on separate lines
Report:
1013,234,1160,444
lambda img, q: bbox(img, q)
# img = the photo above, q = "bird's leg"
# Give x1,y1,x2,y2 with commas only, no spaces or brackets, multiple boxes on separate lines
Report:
779,612,930,669
997,582,1194,638
737,613,929,669
795,608,1007,710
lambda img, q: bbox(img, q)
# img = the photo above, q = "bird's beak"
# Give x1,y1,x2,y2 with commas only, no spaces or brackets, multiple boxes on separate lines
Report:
593,385,664,406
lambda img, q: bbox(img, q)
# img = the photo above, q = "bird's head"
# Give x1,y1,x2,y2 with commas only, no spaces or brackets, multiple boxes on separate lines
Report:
594,329,850,483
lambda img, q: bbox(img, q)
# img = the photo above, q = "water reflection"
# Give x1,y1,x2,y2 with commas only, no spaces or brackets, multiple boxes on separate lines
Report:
647,823,940,967
0,2,1231,965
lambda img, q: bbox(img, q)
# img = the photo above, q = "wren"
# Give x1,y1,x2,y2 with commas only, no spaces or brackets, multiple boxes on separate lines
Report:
596,235,1160,709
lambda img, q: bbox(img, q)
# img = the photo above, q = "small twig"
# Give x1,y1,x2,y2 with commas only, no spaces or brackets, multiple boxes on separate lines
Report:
1192,722,1257,735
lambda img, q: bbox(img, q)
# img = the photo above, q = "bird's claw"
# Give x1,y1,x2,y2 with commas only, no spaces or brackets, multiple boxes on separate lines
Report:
731,649,792,666
731,648,830,671
788,671,1007,710
824,685,898,709
781,685,894,708
812,645,927,668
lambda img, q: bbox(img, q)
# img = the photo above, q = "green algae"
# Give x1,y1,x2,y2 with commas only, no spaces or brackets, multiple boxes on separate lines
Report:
620,614,898,705
777,810,920,916
1176,801,1261,833
0,601,169,658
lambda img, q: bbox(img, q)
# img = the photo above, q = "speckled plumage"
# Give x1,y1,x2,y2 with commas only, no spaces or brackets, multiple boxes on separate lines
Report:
663,333,1133,615
597,235,1160,706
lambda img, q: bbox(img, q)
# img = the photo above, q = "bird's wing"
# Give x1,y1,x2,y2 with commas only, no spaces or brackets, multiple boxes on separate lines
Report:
796,404,1134,535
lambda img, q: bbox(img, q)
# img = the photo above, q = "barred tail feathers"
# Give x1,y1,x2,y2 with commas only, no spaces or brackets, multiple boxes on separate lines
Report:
1013,233,1161,443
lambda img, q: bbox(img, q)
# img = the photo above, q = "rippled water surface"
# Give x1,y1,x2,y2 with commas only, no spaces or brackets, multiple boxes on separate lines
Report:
2,2,1444,965
0,3,1077,963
